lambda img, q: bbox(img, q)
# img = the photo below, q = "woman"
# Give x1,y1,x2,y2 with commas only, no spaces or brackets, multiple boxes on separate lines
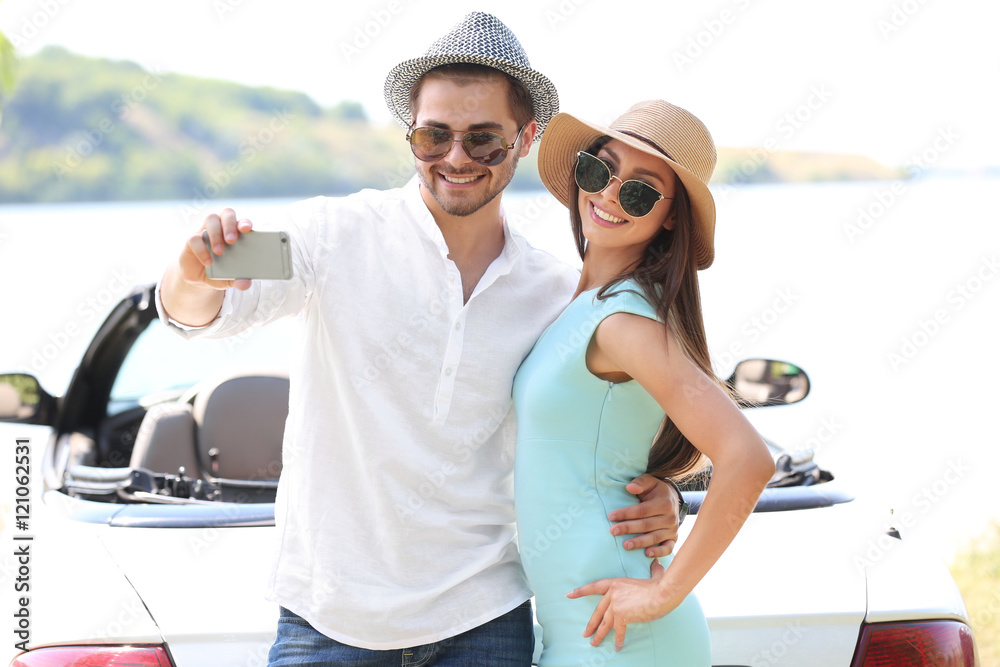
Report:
512,100,775,665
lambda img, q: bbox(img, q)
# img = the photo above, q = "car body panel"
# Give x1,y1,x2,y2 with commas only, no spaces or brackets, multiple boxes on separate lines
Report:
4,479,162,665
98,526,277,667
708,621,862,667
863,529,970,624
692,502,866,665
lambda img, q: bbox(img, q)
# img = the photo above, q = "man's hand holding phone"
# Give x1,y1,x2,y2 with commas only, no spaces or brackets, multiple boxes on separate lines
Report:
179,209,256,292
184,209,292,287
162,208,290,328
205,229,291,282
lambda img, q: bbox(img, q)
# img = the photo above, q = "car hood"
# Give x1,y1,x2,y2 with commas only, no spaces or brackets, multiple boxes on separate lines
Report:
98,523,278,667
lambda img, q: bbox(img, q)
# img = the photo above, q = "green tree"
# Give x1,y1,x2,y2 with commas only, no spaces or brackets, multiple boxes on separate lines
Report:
0,47,535,202
0,1,18,127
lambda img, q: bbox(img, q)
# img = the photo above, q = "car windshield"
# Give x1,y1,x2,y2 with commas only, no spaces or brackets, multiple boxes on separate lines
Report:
108,317,293,414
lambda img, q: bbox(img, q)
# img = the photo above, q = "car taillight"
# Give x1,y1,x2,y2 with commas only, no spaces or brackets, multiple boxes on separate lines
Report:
851,620,978,667
10,645,173,667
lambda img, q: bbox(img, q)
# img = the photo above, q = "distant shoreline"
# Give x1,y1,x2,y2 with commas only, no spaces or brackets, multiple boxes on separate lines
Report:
1,169,998,208
5,48,998,205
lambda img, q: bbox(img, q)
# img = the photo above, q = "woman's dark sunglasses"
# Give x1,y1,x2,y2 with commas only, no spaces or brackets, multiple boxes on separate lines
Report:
407,124,526,167
575,151,670,218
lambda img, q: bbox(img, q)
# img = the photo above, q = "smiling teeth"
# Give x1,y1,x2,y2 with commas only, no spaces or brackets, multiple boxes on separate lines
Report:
593,204,625,223
443,175,480,184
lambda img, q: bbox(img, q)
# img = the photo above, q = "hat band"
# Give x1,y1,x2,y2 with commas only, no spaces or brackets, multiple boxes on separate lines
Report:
617,130,675,163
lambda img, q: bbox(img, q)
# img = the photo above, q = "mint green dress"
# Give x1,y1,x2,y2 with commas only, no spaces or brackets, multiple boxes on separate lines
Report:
513,283,711,666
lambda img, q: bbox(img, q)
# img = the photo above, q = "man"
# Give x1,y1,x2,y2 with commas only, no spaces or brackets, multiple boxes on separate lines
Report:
159,12,683,666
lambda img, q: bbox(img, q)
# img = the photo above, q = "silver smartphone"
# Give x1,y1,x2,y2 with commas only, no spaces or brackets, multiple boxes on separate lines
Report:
205,230,293,280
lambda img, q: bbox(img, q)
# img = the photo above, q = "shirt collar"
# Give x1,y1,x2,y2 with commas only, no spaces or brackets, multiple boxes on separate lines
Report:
403,176,447,255
402,175,523,272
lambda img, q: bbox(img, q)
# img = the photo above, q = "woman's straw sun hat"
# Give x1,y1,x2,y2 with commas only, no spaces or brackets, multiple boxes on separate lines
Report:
538,100,718,269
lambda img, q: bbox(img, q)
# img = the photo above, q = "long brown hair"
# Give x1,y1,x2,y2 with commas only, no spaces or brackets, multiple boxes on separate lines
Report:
572,136,729,482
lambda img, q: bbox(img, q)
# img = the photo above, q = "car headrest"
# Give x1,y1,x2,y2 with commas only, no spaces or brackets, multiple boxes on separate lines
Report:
130,402,201,477
192,371,289,481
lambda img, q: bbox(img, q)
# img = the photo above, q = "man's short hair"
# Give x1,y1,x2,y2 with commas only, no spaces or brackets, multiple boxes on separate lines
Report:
408,63,534,129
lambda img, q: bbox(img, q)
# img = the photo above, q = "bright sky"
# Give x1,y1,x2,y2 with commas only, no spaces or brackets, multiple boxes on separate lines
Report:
1,0,998,169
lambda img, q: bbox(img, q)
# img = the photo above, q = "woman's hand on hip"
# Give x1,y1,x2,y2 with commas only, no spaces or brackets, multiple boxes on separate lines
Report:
566,559,684,651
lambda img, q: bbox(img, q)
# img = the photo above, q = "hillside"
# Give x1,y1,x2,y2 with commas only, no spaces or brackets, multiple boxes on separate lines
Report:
0,48,902,204
0,47,418,203
715,146,903,184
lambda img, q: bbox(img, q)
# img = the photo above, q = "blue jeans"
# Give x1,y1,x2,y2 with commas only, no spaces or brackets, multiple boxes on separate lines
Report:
267,601,534,666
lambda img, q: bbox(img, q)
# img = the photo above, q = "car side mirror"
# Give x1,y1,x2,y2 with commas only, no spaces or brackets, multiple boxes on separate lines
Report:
0,373,55,424
727,359,810,408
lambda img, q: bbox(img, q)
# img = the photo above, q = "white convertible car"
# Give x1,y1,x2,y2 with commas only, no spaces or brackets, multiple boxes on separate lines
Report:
1,284,980,666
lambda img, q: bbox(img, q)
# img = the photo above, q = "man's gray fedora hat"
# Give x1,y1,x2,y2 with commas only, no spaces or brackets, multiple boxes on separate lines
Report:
384,12,559,140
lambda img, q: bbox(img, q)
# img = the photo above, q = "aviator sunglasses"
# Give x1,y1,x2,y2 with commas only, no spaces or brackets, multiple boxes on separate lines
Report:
407,124,526,167
575,151,671,218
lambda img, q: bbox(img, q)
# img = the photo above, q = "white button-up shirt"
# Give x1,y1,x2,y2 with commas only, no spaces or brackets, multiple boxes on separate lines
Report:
157,178,578,649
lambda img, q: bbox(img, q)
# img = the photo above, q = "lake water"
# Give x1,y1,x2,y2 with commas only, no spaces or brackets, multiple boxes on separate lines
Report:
1,175,998,560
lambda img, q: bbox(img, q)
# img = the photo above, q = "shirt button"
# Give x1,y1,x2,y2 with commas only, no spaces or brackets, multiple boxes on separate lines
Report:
454,322,462,331
445,367,453,377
